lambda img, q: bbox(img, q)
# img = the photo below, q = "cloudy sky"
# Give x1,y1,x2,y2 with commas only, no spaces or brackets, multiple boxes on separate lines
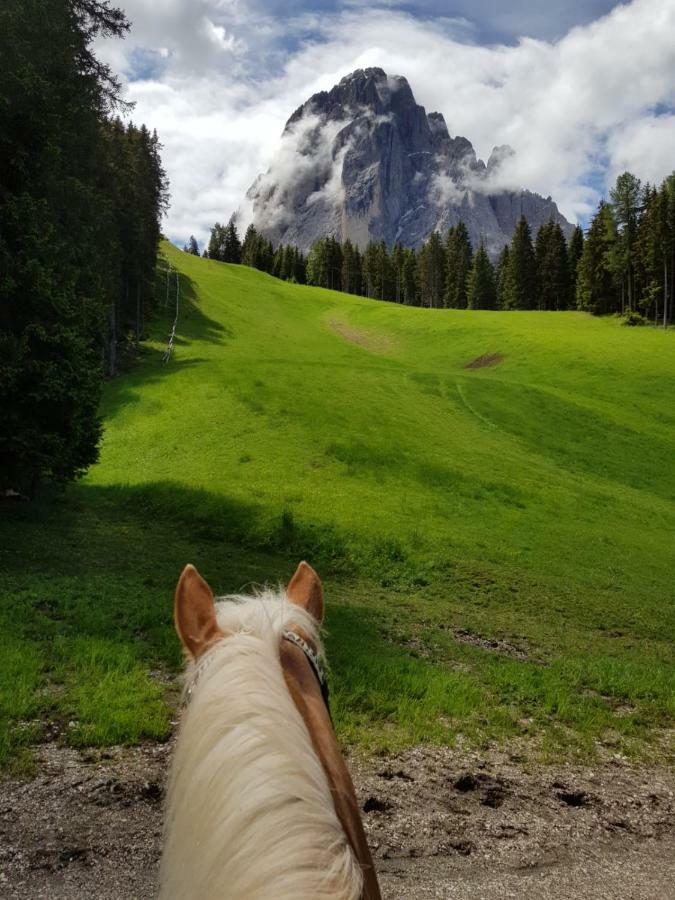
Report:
96,0,675,247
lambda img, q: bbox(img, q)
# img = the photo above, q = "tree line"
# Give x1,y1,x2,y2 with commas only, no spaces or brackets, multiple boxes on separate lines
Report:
205,170,674,325
0,0,168,495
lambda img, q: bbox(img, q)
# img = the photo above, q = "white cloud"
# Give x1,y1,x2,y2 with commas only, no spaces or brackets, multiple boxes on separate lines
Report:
99,0,675,246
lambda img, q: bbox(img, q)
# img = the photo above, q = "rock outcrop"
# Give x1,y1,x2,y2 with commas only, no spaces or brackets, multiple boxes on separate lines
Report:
247,67,572,256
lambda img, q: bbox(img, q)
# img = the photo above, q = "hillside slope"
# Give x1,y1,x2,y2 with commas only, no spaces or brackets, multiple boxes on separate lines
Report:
1,242,673,769
97,244,675,606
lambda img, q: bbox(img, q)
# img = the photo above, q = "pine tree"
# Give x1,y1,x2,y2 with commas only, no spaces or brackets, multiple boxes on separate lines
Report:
567,225,584,308
496,245,510,309
207,223,225,261
417,231,445,308
444,223,473,308
467,243,497,310
402,249,418,305
0,0,166,493
610,172,642,311
576,201,620,314
502,217,537,309
223,216,242,263
535,221,569,310
241,224,260,268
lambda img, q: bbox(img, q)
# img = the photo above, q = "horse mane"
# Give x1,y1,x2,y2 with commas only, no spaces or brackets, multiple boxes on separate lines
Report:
160,589,363,900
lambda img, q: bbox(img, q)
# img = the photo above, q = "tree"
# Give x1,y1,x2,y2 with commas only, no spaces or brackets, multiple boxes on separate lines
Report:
402,249,418,305
207,222,225,261
241,224,260,268
496,245,510,309
417,231,445,308
567,225,584,308
0,0,166,494
501,217,537,309
444,223,473,308
223,216,242,263
576,201,620,314
610,171,642,311
535,221,569,310
184,235,200,255
467,243,497,310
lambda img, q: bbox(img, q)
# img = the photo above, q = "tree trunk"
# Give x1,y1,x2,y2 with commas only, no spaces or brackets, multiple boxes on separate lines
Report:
108,299,117,377
135,282,140,352
665,259,670,329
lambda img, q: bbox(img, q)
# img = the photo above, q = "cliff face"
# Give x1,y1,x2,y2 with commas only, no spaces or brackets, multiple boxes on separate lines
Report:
247,67,572,256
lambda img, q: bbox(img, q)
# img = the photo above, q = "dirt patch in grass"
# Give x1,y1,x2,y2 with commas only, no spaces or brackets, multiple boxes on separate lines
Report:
464,352,504,369
1,740,673,899
452,627,531,661
329,319,393,354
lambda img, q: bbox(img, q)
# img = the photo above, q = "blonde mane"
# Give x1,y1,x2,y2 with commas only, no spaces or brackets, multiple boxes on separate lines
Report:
160,589,363,900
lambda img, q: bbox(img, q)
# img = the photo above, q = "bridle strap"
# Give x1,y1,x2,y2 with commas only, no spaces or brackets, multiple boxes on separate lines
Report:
282,630,331,715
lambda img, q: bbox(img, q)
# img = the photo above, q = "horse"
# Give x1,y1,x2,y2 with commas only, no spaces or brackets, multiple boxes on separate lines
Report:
160,560,382,900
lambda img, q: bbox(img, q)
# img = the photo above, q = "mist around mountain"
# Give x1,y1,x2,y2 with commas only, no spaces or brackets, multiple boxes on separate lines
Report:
247,67,572,258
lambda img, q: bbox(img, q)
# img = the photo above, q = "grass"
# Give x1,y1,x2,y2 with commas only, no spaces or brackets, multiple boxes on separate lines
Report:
1,241,674,773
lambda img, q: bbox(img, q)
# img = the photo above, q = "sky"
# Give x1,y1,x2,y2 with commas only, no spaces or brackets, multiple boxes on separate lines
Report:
95,0,675,247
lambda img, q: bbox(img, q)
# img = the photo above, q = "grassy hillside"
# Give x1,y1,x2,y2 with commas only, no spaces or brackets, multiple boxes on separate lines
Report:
2,241,674,772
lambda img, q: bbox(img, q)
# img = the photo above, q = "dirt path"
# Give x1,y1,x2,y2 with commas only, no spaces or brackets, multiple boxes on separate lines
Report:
1,742,673,899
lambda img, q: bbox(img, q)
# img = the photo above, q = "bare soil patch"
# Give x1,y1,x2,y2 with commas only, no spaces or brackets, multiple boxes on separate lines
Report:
451,628,531,661
1,741,673,898
464,352,504,369
329,319,393,354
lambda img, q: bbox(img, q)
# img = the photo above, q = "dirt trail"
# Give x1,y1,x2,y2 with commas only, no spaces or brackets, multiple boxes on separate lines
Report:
1,742,673,899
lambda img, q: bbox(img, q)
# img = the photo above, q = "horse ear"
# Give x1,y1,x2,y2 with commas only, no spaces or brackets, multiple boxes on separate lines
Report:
174,564,224,659
287,561,324,624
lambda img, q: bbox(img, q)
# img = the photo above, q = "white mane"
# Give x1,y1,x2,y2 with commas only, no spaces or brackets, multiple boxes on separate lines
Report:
160,589,363,900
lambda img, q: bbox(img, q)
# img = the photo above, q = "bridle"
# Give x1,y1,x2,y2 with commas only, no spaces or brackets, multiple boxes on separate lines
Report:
282,629,331,714
181,629,330,714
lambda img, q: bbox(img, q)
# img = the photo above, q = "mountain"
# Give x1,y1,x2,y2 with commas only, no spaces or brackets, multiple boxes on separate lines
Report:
247,67,573,257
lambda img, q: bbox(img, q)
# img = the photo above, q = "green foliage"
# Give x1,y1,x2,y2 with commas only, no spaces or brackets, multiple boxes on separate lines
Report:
417,231,445,307
444,223,473,308
500,216,537,309
467,243,497,309
576,201,620,314
0,0,167,494
535,220,570,310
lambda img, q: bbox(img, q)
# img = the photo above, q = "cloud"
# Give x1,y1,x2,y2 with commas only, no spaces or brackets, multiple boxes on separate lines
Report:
98,0,675,247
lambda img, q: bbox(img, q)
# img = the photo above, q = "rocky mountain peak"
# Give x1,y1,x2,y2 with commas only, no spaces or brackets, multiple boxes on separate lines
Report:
248,68,572,257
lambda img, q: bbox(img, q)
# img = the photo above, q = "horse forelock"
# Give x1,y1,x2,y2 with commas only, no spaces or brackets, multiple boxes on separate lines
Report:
160,588,362,900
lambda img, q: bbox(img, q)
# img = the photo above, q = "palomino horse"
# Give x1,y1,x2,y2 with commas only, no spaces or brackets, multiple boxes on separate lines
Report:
160,561,382,900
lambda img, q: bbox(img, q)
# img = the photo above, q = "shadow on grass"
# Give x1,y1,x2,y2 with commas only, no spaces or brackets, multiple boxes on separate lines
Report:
0,479,462,765
102,264,234,414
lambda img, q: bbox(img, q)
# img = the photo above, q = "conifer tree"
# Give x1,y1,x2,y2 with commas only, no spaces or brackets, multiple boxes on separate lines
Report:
610,172,642,311
223,216,242,263
576,201,620,314
444,223,473,308
496,245,510,309
241,224,260,268
207,222,225,261
402,249,418,305
567,225,584,308
417,231,445,307
535,221,569,310
502,217,537,309
467,243,497,310
0,0,167,493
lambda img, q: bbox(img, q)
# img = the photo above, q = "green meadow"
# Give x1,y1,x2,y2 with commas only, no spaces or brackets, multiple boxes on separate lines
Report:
1,241,674,773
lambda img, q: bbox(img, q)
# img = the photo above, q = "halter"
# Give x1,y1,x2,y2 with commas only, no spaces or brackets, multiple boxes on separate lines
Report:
181,630,331,713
